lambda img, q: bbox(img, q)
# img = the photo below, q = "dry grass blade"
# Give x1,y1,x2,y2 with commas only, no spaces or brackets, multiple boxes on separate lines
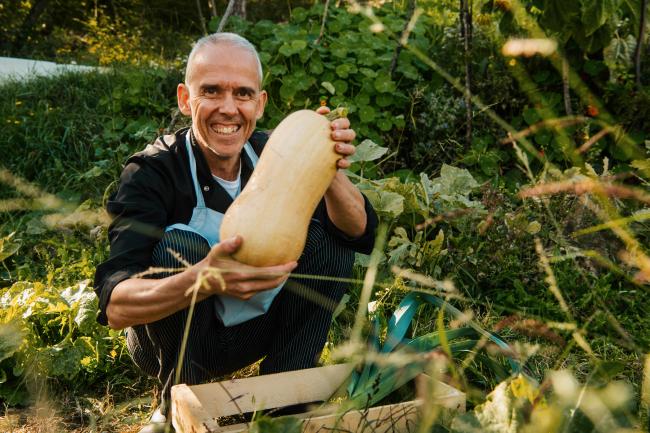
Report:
519,178,650,205
499,115,587,145
577,126,617,154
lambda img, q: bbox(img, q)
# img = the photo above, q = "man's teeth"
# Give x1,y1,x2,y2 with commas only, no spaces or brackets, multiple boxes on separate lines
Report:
215,125,239,134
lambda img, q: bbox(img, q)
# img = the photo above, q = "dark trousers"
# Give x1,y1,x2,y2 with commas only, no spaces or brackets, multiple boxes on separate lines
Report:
125,221,354,413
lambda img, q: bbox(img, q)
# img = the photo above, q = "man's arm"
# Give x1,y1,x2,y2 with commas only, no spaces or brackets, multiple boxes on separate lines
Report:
106,236,296,330
318,108,368,238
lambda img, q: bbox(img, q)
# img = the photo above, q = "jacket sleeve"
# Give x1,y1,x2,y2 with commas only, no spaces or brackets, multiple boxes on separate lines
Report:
314,193,378,255
93,159,172,326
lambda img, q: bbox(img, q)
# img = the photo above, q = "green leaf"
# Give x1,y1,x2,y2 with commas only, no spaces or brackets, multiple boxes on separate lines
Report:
0,323,23,363
0,232,20,262
431,164,480,196
540,0,580,33
382,293,421,353
358,105,376,122
362,189,405,218
375,94,394,107
374,75,396,93
279,82,296,100
377,117,392,131
321,81,335,95
348,139,388,163
360,67,378,78
522,108,541,125
582,0,617,37
332,79,348,95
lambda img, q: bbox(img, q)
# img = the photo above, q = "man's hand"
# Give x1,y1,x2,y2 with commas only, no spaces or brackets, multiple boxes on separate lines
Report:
316,106,356,170
193,236,297,300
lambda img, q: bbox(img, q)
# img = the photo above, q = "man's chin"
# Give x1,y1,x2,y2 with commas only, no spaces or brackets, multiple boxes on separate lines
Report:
204,139,245,159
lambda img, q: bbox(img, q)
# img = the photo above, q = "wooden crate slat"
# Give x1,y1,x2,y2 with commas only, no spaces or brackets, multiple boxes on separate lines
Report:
171,364,467,433
301,400,421,433
171,383,220,433
190,363,354,418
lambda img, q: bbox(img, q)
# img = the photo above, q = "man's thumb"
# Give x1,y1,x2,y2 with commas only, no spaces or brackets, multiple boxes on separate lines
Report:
210,235,242,257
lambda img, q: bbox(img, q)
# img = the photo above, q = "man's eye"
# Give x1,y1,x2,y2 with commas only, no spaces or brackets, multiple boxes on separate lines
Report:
204,87,218,95
235,90,254,100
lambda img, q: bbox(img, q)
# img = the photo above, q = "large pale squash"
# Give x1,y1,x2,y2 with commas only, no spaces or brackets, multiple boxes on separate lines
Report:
220,109,342,267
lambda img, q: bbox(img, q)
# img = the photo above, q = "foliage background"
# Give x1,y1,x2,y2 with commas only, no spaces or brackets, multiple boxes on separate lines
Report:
1,0,650,431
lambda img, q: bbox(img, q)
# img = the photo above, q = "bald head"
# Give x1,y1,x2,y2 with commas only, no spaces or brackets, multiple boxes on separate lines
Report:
185,32,263,87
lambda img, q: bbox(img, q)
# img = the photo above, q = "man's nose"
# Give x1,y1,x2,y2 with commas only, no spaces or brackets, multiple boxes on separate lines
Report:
219,92,238,115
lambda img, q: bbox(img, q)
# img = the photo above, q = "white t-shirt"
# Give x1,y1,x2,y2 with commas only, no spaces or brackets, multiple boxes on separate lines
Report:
212,163,241,199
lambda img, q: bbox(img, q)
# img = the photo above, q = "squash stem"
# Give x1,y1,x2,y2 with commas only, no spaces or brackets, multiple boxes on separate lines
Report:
324,106,348,121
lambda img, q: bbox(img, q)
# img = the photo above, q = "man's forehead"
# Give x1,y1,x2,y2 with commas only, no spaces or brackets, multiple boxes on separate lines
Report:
192,43,257,70
188,43,260,85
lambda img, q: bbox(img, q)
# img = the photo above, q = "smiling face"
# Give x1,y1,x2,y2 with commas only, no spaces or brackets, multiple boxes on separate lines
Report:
177,42,267,169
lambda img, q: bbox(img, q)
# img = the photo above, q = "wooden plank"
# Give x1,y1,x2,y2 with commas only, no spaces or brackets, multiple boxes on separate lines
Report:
171,383,220,433
188,363,354,418
302,400,421,433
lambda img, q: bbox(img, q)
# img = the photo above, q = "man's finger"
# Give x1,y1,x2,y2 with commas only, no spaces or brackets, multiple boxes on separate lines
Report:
208,236,242,259
228,275,291,299
331,128,355,143
223,261,297,282
330,117,350,130
334,143,355,156
316,106,330,115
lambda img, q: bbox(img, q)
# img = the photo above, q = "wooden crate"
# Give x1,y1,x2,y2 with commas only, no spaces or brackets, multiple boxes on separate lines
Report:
171,363,465,433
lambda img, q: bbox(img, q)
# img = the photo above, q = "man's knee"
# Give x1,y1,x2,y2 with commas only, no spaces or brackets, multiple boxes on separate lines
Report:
299,221,355,278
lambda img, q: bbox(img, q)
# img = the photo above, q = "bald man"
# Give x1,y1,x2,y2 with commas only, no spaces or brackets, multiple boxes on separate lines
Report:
94,32,377,430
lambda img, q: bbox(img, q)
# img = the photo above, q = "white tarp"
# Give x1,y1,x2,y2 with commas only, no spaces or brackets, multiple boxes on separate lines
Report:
0,57,97,82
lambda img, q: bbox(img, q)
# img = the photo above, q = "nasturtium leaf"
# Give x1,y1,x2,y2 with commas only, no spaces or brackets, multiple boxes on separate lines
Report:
270,64,287,76
331,46,348,58
360,67,378,78
358,105,377,122
309,58,324,74
279,81,297,100
321,81,335,95
291,7,307,22
332,79,348,95
355,93,370,106
394,115,406,129
335,63,357,78
374,75,396,93
375,94,394,107
377,117,392,131
278,43,294,57
349,139,388,163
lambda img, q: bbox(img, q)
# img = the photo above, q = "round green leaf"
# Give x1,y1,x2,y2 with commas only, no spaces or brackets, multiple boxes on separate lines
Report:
376,94,394,107
359,105,376,122
374,75,396,93
377,116,393,131
321,81,336,95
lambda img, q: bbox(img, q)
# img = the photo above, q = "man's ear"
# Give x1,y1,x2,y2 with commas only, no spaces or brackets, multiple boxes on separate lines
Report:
177,83,192,116
256,90,268,120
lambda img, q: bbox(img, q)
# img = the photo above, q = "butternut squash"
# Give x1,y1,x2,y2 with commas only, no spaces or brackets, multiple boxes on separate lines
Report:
220,109,345,267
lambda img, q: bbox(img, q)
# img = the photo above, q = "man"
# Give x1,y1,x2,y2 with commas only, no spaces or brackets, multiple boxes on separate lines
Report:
93,32,377,430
